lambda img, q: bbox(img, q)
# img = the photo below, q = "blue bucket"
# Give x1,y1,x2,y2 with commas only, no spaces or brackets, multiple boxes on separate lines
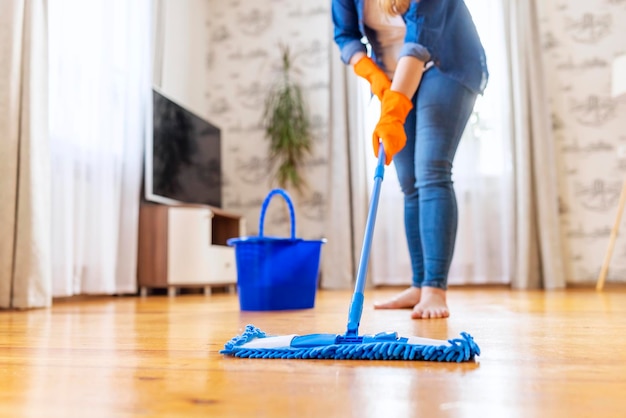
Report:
227,189,326,311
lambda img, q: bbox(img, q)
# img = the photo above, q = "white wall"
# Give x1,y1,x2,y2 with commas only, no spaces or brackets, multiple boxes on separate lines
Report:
538,0,626,283
155,0,211,118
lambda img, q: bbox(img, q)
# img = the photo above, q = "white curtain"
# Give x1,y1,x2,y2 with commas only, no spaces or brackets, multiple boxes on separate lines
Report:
48,0,151,296
506,0,565,289
322,37,370,289
0,0,51,309
370,0,514,286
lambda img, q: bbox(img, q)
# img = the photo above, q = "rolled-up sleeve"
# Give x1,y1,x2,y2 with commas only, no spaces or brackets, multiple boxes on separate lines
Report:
339,39,367,64
398,42,431,62
332,0,367,64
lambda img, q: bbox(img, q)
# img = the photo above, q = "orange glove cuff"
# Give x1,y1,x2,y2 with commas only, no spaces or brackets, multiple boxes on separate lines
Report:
372,90,413,165
353,56,391,100
380,90,413,120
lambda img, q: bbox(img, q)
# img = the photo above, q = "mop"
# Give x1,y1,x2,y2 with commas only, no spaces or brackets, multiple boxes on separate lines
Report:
221,145,480,362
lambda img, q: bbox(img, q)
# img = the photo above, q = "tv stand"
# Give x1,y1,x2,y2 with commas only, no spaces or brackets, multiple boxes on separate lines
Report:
137,202,244,296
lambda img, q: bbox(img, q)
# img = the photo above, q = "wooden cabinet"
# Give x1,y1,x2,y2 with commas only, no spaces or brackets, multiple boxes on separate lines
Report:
137,202,244,296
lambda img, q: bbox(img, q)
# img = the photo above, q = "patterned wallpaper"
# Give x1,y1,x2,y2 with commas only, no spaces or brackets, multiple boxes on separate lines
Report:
537,0,626,283
204,0,330,240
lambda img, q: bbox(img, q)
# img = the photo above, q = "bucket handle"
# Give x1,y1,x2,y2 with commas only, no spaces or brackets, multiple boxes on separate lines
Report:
259,189,296,239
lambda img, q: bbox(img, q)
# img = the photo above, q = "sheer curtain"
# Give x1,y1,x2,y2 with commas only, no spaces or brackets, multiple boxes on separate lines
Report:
370,0,514,286
48,0,151,296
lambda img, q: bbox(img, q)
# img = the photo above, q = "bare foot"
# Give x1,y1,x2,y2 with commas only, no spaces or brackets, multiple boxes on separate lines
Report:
373,286,421,309
411,287,449,319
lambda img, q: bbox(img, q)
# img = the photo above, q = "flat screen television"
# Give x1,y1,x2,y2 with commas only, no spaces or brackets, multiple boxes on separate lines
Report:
145,88,222,207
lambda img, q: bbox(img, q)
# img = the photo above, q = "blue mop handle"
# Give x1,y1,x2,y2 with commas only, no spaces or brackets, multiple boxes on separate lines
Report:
346,143,386,336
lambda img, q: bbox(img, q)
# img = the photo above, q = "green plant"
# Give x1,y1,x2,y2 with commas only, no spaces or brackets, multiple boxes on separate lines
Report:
262,44,312,192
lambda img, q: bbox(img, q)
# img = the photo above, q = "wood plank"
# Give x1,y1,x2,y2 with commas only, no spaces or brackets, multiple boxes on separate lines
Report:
1,287,626,417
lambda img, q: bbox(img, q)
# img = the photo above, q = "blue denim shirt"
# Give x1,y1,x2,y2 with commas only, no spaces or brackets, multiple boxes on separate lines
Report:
332,0,488,94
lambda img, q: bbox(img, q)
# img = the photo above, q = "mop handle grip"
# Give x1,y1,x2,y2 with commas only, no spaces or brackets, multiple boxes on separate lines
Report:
346,144,386,336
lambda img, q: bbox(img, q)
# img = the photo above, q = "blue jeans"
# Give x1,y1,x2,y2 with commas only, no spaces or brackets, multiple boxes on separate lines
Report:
393,67,477,290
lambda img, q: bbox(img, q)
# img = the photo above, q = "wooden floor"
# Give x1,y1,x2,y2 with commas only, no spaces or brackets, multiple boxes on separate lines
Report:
2,287,626,418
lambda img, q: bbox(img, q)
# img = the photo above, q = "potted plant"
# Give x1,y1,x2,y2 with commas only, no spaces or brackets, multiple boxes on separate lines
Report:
262,44,313,193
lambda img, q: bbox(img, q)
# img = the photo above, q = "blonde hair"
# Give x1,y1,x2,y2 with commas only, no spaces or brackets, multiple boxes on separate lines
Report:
378,0,412,15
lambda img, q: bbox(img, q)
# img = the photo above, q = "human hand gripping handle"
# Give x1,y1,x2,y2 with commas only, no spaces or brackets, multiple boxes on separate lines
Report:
372,90,413,165
353,56,391,101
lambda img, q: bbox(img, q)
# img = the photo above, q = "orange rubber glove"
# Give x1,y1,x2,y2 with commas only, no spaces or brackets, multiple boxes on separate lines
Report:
353,56,391,101
372,90,413,165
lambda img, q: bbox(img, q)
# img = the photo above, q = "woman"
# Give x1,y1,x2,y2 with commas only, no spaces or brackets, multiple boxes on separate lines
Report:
332,0,488,318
